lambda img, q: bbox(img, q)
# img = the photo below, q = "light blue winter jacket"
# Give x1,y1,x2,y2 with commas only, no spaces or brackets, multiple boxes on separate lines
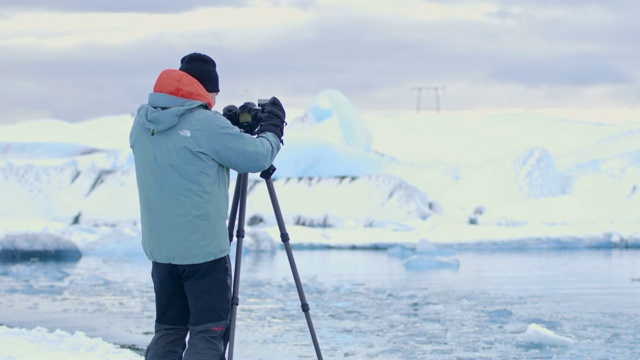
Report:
130,90,281,264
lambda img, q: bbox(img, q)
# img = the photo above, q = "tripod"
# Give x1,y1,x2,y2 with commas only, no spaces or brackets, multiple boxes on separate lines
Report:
226,165,323,360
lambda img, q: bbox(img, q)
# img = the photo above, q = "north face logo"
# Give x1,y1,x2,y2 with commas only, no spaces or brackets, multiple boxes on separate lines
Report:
178,129,191,137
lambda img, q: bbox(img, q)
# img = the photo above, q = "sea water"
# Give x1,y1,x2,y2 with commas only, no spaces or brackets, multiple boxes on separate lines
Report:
0,248,638,359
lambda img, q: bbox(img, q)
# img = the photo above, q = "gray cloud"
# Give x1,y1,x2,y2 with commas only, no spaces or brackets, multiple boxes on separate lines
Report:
0,0,248,13
0,0,639,123
490,55,635,86
0,0,319,13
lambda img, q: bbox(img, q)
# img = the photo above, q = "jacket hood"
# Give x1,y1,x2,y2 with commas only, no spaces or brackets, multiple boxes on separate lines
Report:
135,93,208,133
134,69,213,134
154,69,213,109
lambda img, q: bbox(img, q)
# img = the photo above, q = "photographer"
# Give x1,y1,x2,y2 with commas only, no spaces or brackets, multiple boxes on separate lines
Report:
129,52,286,359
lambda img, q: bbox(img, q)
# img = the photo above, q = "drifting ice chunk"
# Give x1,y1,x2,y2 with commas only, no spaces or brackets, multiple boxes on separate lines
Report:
416,238,438,253
244,229,278,253
0,233,81,262
386,245,414,259
403,254,459,271
520,323,574,347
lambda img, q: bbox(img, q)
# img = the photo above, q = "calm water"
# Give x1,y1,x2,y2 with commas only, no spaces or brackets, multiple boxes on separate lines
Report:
0,248,639,359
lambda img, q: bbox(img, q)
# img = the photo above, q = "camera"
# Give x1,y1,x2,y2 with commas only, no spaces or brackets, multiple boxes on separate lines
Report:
223,99,269,135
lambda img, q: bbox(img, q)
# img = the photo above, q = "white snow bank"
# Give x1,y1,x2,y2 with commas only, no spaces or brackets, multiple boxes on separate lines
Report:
0,325,142,360
0,115,133,152
0,141,99,160
438,146,570,208
245,174,433,228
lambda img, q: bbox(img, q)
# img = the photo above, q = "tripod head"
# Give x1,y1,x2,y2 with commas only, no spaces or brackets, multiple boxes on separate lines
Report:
260,164,277,180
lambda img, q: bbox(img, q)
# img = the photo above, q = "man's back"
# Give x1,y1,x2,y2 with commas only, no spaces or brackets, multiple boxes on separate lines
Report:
130,71,281,265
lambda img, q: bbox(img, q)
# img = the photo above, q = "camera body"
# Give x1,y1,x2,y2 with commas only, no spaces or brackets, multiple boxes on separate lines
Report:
223,99,269,135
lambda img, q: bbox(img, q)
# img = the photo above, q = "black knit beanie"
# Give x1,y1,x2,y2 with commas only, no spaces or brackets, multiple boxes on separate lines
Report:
179,52,220,93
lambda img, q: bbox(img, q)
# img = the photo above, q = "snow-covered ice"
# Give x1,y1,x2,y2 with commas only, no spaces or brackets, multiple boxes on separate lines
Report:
0,325,142,360
1,89,640,358
519,323,575,348
0,233,81,262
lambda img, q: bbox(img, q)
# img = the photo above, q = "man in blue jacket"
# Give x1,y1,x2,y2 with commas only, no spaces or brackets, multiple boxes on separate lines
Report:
130,52,285,359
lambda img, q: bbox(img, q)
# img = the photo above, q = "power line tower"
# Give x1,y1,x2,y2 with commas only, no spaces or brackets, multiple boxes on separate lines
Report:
411,86,445,114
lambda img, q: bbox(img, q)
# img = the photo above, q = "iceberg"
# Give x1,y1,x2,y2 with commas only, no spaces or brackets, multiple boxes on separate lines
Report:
520,323,575,348
0,233,81,262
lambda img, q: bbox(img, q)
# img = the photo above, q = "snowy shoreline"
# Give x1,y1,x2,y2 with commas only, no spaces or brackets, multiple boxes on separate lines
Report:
0,324,144,359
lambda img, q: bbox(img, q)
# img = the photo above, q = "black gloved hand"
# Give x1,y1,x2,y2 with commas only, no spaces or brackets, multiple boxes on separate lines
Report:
222,105,239,127
258,96,286,144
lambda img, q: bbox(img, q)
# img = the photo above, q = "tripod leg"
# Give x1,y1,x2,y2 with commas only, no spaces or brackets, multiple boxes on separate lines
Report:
262,174,324,360
227,173,249,360
227,174,242,243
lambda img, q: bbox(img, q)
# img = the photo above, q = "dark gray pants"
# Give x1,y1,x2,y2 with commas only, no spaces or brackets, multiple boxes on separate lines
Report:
146,256,231,360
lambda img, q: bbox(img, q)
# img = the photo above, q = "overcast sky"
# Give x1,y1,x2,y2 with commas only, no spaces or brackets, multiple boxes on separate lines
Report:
0,0,639,123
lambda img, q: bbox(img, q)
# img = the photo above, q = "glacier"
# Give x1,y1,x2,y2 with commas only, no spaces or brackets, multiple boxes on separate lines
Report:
1,90,640,254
